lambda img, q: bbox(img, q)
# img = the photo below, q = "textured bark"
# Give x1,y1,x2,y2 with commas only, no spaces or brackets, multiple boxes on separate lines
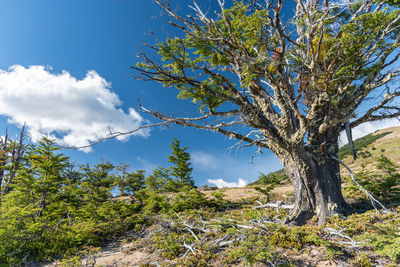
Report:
132,0,400,225
280,144,351,225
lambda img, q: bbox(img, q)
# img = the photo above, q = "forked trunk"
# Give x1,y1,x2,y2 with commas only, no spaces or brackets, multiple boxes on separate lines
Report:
280,146,351,225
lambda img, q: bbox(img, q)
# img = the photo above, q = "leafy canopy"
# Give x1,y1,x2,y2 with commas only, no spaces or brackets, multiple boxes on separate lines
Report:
135,0,400,155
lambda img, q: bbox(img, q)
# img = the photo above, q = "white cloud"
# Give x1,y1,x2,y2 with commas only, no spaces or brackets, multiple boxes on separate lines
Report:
339,118,400,146
207,178,248,188
0,65,148,152
192,149,282,185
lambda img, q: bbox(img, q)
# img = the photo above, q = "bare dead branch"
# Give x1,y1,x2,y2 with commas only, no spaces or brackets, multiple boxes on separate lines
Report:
60,121,170,150
253,200,294,210
332,156,389,213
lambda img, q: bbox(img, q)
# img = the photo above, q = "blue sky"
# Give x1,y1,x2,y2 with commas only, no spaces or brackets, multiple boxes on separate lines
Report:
0,0,398,187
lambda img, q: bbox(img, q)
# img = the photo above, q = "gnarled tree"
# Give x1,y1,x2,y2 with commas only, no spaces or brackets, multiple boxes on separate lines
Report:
133,0,400,224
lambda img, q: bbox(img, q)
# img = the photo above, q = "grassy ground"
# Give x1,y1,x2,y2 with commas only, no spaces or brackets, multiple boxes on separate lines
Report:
70,200,400,266
45,128,400,266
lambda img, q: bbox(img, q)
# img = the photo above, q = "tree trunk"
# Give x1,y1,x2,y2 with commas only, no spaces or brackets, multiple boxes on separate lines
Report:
280,146,351,225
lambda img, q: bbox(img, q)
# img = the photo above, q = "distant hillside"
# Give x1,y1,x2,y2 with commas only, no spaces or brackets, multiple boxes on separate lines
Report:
341,126,400,172
338,131,392,160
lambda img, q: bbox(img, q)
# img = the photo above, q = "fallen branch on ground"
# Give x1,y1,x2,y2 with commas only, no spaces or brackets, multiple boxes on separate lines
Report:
182,241,201,257
213,233,231,245
323,227,362,248
253,200,294,210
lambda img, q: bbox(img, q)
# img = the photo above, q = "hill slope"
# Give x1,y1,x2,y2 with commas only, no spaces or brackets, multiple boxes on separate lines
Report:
202,126,400,202
340,126,400,172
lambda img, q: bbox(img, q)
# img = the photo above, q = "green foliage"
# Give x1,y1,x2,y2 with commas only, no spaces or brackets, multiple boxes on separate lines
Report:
219,214,340,265
2,132,400,265
154,232,185,259
210,189,227,203
167,138,195,190
351,253,372,267
143,205,400,265
250,169,289,201
226,234,274,265
171,188,209,212
358,150,372,158
145,167,169,192
209,189,235,210
135,0,400,123
0,139,141,265
327,208,400,264
338,131,392,159
130,193,400,266
374,0,400,7
57,246,100,267
80,161,116,206
0,140,86,264
0,136,211,264
116,165,145,196
136,2,278,108
141,190,171,215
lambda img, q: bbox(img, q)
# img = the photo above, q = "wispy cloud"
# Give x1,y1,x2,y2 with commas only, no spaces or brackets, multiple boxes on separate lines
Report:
208,178,248,188
191,151,219,169
192,150,282,185
0,65,148,151
136,156,158,174
339,119,400,146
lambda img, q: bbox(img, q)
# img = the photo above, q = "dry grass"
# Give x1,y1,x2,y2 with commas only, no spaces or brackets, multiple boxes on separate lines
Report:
200,185,294,202
340,126,400,173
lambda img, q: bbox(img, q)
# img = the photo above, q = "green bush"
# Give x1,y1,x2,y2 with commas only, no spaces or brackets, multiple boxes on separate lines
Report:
171,188,209,212
154,232,186,259
141,190,171,214
0,139,142,265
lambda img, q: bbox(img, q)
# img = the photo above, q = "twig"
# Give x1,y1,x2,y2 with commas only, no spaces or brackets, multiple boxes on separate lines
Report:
182,222,209,233
17,253,29,266
60,121,169,150
184,227,199,241
213,233,231,245
236,224,255,229
182,241,200,256
323,227,362,247
218,239,237,247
